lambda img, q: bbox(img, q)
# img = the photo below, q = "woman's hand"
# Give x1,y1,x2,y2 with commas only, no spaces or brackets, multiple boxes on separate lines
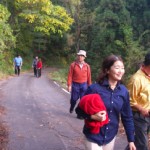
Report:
129,142,136,150
91,111,106,122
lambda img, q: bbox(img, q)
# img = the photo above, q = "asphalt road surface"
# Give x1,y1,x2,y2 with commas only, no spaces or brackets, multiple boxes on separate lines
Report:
0,68,128,150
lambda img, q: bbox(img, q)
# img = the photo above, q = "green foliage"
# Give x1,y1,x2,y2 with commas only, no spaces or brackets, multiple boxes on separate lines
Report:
126,0,149,41
120,24,146,83
0,4,10,21
0,0,149,84
139,30,150,49
0,4,16,52
15,0,74,36
46,55,68,68
0,4,16,76
79,0,145,82
124,44,146,84
90,2,129,59
49,68,68,88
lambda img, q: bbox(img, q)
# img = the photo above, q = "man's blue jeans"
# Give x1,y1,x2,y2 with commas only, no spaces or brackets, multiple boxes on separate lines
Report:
70,82,88,110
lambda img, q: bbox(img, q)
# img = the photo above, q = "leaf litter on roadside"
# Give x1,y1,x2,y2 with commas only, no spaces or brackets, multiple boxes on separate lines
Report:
0,105,9,150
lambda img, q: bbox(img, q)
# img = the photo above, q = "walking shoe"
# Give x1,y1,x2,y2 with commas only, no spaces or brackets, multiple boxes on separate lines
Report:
69,107,74,113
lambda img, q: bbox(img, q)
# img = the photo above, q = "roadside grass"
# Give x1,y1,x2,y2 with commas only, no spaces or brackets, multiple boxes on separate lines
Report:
0,72,9,80
48,68,68,89
0,67,15,80
0,67,32,81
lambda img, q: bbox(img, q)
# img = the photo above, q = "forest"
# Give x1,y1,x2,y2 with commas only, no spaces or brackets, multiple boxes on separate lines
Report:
0,0,150,82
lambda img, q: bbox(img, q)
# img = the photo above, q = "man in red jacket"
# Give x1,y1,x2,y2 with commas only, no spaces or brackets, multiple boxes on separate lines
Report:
67,50,92,114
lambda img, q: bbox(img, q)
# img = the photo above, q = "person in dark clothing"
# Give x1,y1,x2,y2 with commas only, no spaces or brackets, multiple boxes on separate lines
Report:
32,56,38,77
76,55,136,150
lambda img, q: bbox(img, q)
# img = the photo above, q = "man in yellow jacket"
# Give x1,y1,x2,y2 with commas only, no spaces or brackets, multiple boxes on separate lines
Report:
128,52,150,150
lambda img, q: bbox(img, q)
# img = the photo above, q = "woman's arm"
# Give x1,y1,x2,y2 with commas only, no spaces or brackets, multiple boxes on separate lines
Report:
121,91,135,143
75,104,107,122
75,106,91,120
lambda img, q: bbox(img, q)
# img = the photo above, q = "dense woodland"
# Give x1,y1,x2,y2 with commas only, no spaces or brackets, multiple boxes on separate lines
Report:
0,0,150,82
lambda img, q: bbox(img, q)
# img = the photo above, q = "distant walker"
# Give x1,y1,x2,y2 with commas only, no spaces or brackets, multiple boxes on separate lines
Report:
13,55,23,76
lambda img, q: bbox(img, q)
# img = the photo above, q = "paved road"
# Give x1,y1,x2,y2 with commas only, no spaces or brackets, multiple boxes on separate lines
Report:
0,68,127,150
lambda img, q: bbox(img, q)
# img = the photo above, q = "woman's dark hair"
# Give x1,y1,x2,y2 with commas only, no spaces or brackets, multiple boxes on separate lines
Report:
97,55,124,83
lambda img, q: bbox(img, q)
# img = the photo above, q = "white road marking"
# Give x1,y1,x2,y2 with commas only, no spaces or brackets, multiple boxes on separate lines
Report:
62,88,70,94
53,81,70,94
54,81,60,87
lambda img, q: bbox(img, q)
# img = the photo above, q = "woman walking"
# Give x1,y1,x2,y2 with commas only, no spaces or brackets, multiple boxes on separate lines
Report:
76,54,136,150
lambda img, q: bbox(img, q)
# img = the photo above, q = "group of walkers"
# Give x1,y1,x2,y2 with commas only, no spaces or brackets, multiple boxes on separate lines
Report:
32,56,43,78
13,50,150,150
67,50,150,150
13,55,43,78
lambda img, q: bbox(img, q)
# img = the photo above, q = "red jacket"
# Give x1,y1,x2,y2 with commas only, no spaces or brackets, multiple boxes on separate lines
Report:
37,61,42,69
67,62,91,86
79,94,109,134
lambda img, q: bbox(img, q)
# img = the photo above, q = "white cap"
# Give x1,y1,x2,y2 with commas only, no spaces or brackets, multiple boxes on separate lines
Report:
77,50,86,57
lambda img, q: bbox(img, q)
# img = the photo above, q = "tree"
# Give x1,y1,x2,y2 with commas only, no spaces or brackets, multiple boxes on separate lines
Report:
61,0,100,52
91,0,132,57
0,4,15,52
126,0,150,51
15,0,74,36
0,4,16,72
